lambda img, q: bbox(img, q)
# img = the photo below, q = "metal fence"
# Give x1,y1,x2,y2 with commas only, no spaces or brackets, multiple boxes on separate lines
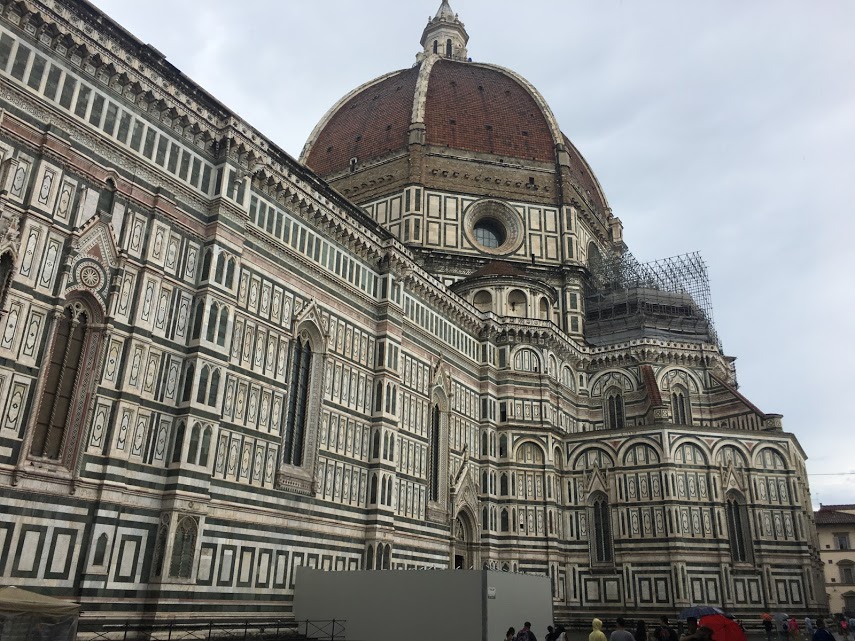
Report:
77,618,346,641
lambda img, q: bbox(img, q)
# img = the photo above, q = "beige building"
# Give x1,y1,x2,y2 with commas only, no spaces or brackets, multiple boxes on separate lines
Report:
0,0,824,625
816,505,855,615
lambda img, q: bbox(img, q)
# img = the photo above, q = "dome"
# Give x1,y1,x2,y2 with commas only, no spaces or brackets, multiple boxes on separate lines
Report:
300,3,611,225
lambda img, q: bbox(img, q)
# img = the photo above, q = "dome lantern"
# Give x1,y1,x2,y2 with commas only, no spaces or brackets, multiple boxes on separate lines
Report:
419,0,469,61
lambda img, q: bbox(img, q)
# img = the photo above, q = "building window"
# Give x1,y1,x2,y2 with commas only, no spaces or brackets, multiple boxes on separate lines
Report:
590,493,613,563
671,387,689,425
429,404,440,502
445,39,452,57
605,389,624,429
840,562,855,584
93,533,108,566
726,492,752,563
168,516,197,579
837,533,852,550
32,301,97,463
283,337,313,466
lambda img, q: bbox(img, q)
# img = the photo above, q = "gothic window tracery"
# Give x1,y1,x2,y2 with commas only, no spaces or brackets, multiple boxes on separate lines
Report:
671,385,690,425
725,491,752,563
590,492,613,564
168,516,197,579
605,387,624,429
31,300,99,464
283,336,313,466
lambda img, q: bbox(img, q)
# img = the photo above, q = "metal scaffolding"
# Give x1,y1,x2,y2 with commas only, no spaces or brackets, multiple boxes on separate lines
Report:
587,249,720,347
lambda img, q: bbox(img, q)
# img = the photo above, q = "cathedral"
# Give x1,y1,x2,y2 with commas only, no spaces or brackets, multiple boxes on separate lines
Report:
0,0,825,624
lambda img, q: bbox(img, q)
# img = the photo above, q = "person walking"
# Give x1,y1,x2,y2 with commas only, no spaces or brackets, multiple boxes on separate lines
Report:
635,620,649,641
506,628,516,641
811,619,834,641
591,618,608,641
788,616,800,641
654,616,679,641
764,618,774,641
804,616,814,641
516,622,537,641
610,618,635,641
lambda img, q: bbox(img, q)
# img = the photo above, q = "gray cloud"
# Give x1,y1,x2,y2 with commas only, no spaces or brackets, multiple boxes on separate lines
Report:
93,0,855,506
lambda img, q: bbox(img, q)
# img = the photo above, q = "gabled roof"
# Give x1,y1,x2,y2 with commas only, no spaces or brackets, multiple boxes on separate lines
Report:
814,509,855,525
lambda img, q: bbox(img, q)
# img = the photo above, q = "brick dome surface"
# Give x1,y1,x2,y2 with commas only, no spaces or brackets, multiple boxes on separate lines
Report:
303,58,560,177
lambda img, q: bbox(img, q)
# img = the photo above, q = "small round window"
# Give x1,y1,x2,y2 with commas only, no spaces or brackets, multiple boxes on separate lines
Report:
473,218,506,249
463,199,524,256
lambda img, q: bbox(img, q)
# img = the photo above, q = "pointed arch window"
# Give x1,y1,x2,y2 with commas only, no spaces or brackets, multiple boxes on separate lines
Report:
225,258,236,289
605,389,625,429
590,493,614,563
429,404,440,502
198,426,213,468
191,299,204,340
196,366,209,404
671,387,690,425
181,363,195,403
433,40,438,54
207,369,220,406
32,302,98,463
445,39,452,57
93,532,109,566
168,516,197,579
283,337,313,466
214,251,226,283
217,307,229,346
187,423,201,464
726,492,752,563
206,303,218,342
0,251,14,315
171,422,186,464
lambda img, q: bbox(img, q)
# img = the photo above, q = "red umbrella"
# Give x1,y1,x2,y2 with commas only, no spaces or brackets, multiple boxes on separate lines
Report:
700,615,747,641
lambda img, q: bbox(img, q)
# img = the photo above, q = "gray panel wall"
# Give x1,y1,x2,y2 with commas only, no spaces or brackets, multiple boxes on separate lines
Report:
294,568,552,641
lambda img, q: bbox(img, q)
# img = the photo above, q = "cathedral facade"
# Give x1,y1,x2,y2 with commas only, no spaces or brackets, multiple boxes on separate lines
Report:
0,0,825,623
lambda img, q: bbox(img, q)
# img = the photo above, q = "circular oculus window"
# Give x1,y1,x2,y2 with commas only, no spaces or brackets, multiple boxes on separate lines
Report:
463,199,524,256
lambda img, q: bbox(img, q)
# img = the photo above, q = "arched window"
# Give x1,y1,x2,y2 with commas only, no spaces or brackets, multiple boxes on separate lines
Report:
97,178,116,214
376,543,385,570
370,474,378,504
169,516,197,579
206,303,218,342
191,299,204,340
32,302,93,461
214,251,226,282
217,307,229,346
499,434,508,458
507,289,527,317
481,471,488,494
383,544,391,569
93,532,109,566
433,40,438,54
181,363,195,403
445,39,452,57
501,509,509,532
0,252,14,314
726,492,751,563
500,474,508,496
539,297,550,320
473,290,493,313
429,404,440,502
207,369,220,406
605,389,625,429
482,507,489,532
672,387,689,425
187,423,201,464
283,337,313,466
199,426,213,468
225,258,236,289
372,430,381,459
171,422,186,464
481,431,488,455
201,249,212,282
374,381,383,412
590,493,613,563
196,366,209,404
366,545,374,569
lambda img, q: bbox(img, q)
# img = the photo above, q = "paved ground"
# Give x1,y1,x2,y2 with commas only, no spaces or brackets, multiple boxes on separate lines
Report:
529,629,853,641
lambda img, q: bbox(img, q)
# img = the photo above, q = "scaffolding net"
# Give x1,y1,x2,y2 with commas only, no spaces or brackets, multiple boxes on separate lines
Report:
587,249,720,348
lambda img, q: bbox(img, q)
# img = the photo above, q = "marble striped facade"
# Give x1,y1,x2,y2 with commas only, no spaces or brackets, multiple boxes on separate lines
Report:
0,0,824,623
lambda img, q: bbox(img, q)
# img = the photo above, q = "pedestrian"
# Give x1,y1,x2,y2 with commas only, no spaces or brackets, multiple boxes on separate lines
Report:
763,618,774,641
804,616,814,641
654,616,679,641
516,622,537,641
591,618,608,641
840,618,849,640
546,626,557,641
556,625,568,641
680,618,698,641
811,619,834,641
506,628,516,641
635,620,649,641
788,616,800,641
611,617,635,641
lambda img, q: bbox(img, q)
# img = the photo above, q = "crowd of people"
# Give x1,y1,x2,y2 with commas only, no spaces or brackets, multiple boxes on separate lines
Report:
503,614,855,641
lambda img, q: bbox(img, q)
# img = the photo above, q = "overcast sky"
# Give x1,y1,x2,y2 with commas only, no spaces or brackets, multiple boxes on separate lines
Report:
91,0,855,507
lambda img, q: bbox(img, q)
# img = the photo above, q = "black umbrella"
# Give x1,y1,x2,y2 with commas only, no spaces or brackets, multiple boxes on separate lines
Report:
680,607,725,619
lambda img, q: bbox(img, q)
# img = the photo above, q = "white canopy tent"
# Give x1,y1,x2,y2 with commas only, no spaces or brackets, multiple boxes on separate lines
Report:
0,586,79,641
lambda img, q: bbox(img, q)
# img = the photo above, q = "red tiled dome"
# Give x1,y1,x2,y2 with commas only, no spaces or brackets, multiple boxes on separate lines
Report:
303,58,561,176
